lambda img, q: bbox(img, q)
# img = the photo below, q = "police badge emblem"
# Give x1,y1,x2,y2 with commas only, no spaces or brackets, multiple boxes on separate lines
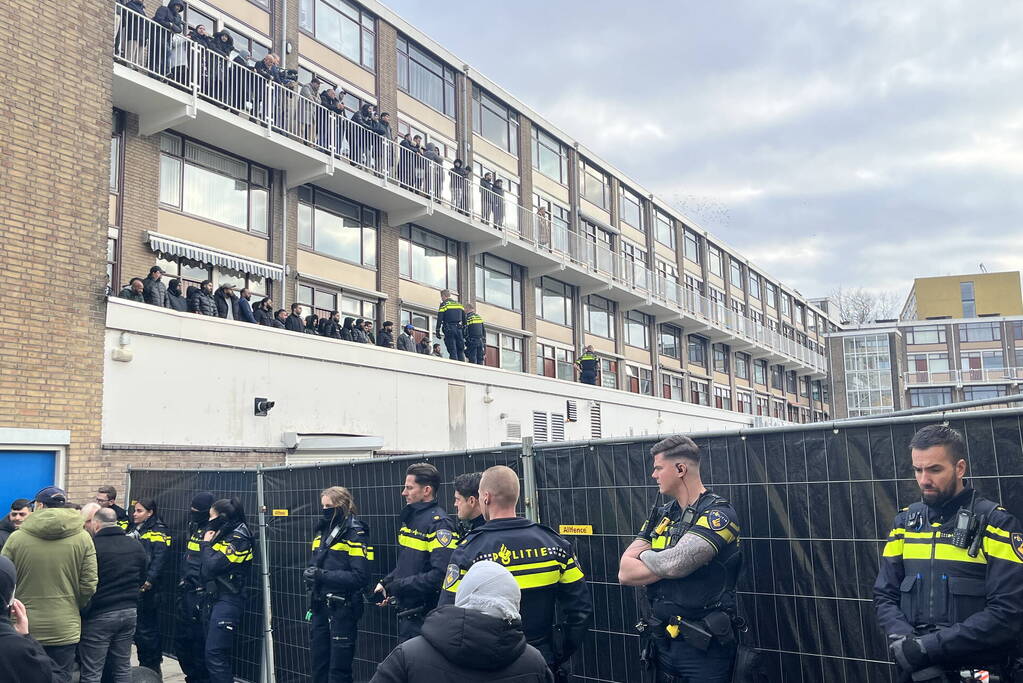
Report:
443,563,460,589
707,510,728,531
1012,532,1023,562
436,528,453,547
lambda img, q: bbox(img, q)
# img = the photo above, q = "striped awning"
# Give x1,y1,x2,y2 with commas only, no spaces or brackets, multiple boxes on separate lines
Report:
147,232,284,280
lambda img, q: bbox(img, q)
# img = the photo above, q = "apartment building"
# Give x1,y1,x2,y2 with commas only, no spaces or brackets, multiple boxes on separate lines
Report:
901,271,1023,321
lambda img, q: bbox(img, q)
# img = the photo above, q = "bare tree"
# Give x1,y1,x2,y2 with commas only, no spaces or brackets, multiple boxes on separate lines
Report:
828,287,901,325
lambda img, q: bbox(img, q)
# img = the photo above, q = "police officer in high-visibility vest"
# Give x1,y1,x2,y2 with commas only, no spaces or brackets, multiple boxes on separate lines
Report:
576,345,598,385
200,497,254,683
452,472,485,538
875,425,1023,683
305,486,373,683
435,290,466,361
374,462,458,643
130,497,171,676
619,435,743,683
175,491,216,683
463,305,486,365
439,465,593,679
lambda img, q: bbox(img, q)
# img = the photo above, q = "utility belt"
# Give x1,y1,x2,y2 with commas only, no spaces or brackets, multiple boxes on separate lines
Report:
441,322,461,331
306,591,357,620
636,611,736,652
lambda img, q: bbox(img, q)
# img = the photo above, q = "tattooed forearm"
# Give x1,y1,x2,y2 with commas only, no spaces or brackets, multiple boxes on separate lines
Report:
639,534,716,579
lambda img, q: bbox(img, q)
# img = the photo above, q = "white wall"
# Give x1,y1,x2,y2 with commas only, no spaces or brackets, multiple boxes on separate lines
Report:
102,299,752,452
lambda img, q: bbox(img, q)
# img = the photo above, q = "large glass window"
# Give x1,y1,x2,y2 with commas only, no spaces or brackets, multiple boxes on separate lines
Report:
714,385,732,410
581,161,609,209
533,194,571,247
397,36,456,117
765,282,777,309
843,333,895,416
535,277,572,326
302,0,375,69
625,311,650,349
713,343,730,373
159,134,268,234
585,295,614,338
729,259,743,289
659,324,681,359
626,365,653,395
654,211,675,248
961,281,976,318
473,87,519,153
708,245,722,277
959,322,1001,342
780,293,792,317
735,352,750,380
483,331,523,371
601,359,618,389
536,344,575,381
690,379,709,406
905,325,947,344
688,335,707,368
754,359,767,385
909,387,953,408
963,386,1008,401
399,224,458,291
737,391,753,414
474,253,522,310
748,272,761,300
683,231,700,263
531,127,567,184
663,373,684,401
620,188,643,231
297,186,377,267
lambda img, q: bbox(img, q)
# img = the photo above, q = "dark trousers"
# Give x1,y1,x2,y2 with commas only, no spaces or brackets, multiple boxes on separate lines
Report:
175,588,209,683
465,336,485,364
79,607,137,683
205,598,242,683
443,327,465,361
43,643,78,683
135,590,163,671
396,613,425,644
580,371,597,385
655,638,735,683
310,605,360,683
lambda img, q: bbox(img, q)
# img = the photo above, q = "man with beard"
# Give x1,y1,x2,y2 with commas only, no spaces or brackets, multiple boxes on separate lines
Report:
874,425,1023,683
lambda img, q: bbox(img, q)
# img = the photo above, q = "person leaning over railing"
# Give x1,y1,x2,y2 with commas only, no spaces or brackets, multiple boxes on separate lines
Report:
151,0,184,77
492,179,506,227
116,0,148,66
480,173,494,224
423,142,443,198
450,159,470,213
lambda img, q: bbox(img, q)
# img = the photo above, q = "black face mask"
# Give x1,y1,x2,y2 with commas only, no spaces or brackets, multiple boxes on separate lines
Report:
190,509,208,525
208,516,227,531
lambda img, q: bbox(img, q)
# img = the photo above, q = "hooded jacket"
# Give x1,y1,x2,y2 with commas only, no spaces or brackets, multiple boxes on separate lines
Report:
370,606,552,682
376,327,395,348
0,515,16,551
0,507,98,646
153,1,185,34
210,30,235,57
167,282,188,311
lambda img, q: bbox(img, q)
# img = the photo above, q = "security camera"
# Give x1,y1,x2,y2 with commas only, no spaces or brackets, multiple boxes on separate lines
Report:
254,398,275,417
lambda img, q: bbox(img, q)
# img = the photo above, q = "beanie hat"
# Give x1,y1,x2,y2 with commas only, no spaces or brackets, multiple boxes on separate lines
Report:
0,556,16,609
454,560,520,621
191,491,215,511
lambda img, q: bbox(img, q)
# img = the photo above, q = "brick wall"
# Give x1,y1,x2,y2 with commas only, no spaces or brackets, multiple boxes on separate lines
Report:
119,113,163,286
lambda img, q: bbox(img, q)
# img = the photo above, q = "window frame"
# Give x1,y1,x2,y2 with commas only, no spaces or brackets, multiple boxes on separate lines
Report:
297,185,378,268
472,86,519,154
530,126,568,184
688,334,708,368
398,223,459,292
581,160,609,209
625,310,651,350
619,187,644,231
397,36,456,117
658,324,682,359
474,253,523,311
584,294,615,339
301,0,376,70
654,211,675,248
535,276,573,327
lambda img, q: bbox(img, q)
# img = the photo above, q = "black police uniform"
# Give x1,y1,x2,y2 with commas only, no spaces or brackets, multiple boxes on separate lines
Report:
458,514,485,540
577,352,598,385
639,491,742,683
133,516,172,673
381,500,458,642
874,487,1023,680
111,503,130,531
464,313,485,365
436,298,467,362
176,521,211,683
307,512,373,683
199,520,254,683
438,516,593,670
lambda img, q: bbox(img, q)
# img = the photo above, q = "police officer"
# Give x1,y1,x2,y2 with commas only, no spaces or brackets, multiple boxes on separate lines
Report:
200,497,254,683
130,497,171,676
452,472,485,538
619,435,743,683
463,305,486,365
374,462,458,643
435,290,466,362
439,465,593,678
175,490,216,683
875,425,1023,682
305,486,372,683
576,345,598,385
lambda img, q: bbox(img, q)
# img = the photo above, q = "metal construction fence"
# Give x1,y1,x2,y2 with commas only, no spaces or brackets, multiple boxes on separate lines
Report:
128,407,1023,683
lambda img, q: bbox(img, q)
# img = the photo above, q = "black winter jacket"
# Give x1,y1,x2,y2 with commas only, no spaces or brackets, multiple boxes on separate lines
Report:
210,31,234,57
370,606,553,683
214,289,240,319
271,317,286,329
376,329,395,348
153,2,184,34
318,318,342,339
285,313,305,333
187,286,217,316
142,275,168,307
0,621,54,683
167,287,188,311
85,527,147,618
0,515,15,551
133,517,172,585
253,304,273,326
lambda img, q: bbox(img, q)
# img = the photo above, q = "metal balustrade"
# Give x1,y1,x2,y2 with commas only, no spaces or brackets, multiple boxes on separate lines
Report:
904,367,1023,386
113,4,828,374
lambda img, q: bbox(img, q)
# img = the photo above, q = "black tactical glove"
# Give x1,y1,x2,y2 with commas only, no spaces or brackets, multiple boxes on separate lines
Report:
303,567,323,587
889,636,929,673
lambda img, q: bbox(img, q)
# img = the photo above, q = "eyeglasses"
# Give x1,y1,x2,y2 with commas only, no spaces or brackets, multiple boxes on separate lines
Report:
94,497,110,503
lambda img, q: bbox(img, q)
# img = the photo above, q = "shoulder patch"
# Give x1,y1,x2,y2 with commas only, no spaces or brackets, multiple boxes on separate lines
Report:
433,515,441,521
436,528,454,548
706,510,729,531
1012,532,1023,562
443,563,460,589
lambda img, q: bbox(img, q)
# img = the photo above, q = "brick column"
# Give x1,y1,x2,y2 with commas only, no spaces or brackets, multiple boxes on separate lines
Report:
378,211,401,325
456,71,472,163
374,21,401,323
375,21,398,123
275,178,298,307
119,114,162,281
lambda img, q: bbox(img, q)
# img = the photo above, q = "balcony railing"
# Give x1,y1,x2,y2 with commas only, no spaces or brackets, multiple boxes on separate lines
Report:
904,368,1023,386
112,4,828,374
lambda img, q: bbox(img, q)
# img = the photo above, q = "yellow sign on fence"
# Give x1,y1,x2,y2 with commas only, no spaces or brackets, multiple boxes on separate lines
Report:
559,524,593,535
272,509,290,517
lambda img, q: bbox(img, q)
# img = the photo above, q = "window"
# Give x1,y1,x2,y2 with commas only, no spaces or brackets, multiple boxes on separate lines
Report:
619,188,643,230
110,112,123,194
909,388,953,408
1017,348,1023,368
780,293,791,317
472,87,518,153
799,376,810,397
223,26,270,63
585,295,614,338
685,275,704,295
654,211,675,248
754,359,767,386
808,311,818,334
626,365,653,395
963,386,1008,401
959,322,1001,342
662,373,684,401
301,0,375,69
688,335,707,368
600,359,618,389
531,127,568,184
731,300,746,317
794,302,806,327
582,221,615,273
708,245,722,277
659,324,682,359
533,194,571,245
399,224,458,291
737,391,753,414
536,344,575,381
297,283,365,322
657,259,679,284
298,186,377,267
397,36,456,116
683,231,700,263
159,134,269,234
713,343,730,373
621,241,648,287
475,254,522,310
535,277,573,326
960,350,1004,370
1012,321,1023,341
748,272,761,300
729,259,743,289
812,381,822,402
843,334,895,416
755,395,770,416
961,281,976,318
785,370,798,394
625,311,650,349
156,257,268,299
765,282,777,309
484,331,523,372
907,352,950,380
714,385,732,410
905,325,947,344
690,379,710,406
771,364,784,390
735,352,750,380
581,161,609,209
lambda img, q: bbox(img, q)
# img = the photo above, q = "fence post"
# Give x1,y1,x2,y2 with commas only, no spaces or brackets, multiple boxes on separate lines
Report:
124,465,132,511
520,437,540,523
255,465,277,683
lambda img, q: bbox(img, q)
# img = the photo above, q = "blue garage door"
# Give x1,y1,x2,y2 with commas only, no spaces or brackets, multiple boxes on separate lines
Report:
2,451,56,508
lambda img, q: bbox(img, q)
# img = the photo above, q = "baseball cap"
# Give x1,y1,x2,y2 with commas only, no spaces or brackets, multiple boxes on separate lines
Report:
149,265,165,274
34,486,67,507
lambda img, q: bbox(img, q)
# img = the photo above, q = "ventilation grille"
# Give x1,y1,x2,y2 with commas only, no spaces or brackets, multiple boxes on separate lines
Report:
566,400,578,422
590,402,602,439
551,413,565,441
533,411,549,443
506,420,522,441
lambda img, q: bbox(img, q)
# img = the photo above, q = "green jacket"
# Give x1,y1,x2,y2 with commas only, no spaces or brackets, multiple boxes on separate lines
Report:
1,507,98,646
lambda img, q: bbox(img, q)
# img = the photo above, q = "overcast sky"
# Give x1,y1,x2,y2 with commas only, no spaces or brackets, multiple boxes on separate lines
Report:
383,0,1023,302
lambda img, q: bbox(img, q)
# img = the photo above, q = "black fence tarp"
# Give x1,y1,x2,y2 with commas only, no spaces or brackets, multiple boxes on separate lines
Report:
127,410,1023,683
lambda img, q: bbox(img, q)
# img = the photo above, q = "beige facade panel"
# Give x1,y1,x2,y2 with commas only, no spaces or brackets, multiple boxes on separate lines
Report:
905,342,949,353
299,36,377,95
477,302,522,330
706,272,725,289
622,225,645,246
157,210,267,260
471,135,519,176
531,173,569,204
210,0,271,35
584,334,615,355
398,92,456,139
297,250,377,291
623,345,651,364
579,198,611,225
655,242,676,261
536,321,574,345
959,341,1005,352
658,355,684,370
400,279,446,309
714,370,730,385
736,377,751,389
687,364,710,377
